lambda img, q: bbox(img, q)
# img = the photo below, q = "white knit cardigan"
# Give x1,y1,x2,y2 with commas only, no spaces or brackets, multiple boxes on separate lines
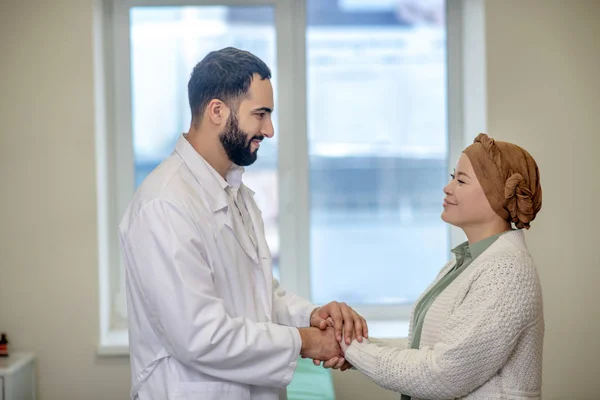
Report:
344,230,544,400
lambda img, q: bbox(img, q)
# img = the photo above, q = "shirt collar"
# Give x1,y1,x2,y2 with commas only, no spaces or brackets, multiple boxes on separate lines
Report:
469,231,508,260
451,241,471,265
196,152,245,192
174,134,246,211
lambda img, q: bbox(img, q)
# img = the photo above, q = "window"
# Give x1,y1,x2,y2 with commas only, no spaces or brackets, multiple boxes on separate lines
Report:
306,0,448,307
129,6,281,278
97,0,485,353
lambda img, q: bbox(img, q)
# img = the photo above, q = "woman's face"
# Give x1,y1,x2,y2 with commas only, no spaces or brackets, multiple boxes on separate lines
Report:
441,153,500,229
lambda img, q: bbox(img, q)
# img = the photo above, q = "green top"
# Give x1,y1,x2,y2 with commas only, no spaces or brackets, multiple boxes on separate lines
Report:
401,232,506,400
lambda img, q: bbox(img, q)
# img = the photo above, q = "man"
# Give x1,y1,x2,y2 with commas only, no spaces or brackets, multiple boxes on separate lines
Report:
119,47,367,400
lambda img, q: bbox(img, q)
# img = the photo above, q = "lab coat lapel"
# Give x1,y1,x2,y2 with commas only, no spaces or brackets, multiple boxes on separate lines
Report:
221,203,259,265
240,184,273,313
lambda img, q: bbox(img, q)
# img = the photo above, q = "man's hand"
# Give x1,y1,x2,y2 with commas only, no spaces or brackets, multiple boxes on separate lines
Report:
298,327,342,361
310,301,368,345
311,319,366,371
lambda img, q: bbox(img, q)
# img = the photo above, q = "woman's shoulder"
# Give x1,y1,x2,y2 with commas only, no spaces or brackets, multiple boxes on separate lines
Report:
469,234,542,307
477,230,535,267
465,231,541,295
462,235,543,329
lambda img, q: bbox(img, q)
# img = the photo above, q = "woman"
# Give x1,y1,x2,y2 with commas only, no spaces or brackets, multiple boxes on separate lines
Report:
340,134,544,399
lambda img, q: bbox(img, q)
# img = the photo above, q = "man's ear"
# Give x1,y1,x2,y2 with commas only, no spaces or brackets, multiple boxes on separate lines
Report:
206,99,229,125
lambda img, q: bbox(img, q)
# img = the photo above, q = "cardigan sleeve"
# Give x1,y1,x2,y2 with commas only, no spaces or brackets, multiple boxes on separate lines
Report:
344,252,542,400
368,337,408,349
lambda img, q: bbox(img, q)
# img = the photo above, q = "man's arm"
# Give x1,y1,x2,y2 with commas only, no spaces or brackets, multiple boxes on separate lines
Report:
272,278,319,328
121,199,338,387
272,281,368,344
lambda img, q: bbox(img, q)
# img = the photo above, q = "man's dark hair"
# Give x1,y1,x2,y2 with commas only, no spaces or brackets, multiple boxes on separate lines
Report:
188,47,271,121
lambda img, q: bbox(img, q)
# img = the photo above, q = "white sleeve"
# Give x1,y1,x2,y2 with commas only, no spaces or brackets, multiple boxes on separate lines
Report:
271,279,317,328
121,199,301,388
368,337,408,349
344,255,542,400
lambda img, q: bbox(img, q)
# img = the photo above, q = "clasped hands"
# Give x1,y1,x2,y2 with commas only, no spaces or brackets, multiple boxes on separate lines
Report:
298,301,368,372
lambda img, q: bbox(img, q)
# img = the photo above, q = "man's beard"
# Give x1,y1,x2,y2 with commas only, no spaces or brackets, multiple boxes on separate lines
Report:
219,112,263,167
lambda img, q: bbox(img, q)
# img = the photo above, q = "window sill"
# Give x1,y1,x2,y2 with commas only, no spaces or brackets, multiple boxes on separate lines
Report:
366,320,409,339
97,329,129,357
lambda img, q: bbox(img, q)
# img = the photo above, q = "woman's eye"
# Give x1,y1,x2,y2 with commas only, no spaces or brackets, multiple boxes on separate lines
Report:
450,174,465,184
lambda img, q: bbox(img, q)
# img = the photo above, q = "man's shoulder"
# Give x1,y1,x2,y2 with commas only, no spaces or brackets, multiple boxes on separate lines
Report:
119,155,211,235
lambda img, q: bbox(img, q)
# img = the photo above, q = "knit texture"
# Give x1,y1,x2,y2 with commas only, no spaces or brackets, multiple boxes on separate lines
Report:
345,230,544,400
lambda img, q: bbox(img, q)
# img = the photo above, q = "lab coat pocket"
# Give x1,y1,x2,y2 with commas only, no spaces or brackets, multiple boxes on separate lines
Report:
172,381,251,400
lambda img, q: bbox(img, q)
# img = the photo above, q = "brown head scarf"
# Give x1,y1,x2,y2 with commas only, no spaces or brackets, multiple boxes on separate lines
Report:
463,133,542,229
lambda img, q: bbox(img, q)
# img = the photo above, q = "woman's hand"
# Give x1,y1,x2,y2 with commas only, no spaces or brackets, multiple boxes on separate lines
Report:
310,301,368,345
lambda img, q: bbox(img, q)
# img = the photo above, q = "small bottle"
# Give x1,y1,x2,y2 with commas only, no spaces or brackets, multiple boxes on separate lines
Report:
0,333,9,357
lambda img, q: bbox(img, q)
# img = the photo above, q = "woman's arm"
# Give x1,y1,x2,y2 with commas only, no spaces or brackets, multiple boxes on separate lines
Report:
368,337,408,349
343,253,542,400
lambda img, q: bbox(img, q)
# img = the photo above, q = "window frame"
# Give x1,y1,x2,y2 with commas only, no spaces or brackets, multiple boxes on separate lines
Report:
95,0,486,355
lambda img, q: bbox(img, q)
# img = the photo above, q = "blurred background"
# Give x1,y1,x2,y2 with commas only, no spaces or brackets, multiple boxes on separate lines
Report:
1,0,599,399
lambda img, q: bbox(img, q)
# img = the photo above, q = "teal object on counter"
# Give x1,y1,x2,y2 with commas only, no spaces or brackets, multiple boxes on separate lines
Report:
287,357,336,400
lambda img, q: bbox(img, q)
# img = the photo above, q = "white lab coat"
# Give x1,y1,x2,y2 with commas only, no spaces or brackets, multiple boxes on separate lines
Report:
119,135,317,400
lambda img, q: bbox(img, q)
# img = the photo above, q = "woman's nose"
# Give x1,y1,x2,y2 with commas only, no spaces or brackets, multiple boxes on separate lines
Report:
443,181,454,195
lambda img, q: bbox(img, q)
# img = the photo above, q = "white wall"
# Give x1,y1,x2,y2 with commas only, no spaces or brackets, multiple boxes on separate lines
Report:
484,1,600,399
0,1,131,399
1,1,599,399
